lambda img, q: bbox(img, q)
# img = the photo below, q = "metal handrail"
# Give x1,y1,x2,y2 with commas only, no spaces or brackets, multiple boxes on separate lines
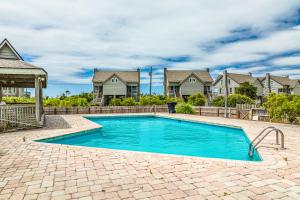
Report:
248,126,285,158
150,105,156,113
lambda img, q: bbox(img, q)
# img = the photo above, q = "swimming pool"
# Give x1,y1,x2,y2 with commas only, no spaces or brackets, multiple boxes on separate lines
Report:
38,115,261,161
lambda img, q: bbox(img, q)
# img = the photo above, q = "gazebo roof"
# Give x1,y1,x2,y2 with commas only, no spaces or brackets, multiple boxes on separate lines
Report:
0,39,47,88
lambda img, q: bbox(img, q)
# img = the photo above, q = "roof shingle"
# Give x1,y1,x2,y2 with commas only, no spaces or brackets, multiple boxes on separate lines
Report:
0,58,42,69
166,70,213,83
93,70,139,83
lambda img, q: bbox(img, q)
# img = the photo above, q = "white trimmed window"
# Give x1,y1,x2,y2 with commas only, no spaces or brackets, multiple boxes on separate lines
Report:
111,77,118,83
189,77,196,83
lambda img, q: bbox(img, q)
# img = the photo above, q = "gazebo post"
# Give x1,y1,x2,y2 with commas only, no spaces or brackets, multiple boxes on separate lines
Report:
0,85,2,102
35,76,41,124
39,80,43,118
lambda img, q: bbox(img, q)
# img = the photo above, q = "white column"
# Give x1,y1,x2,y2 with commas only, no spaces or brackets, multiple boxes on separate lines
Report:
0,85,2,102
35,76,41,124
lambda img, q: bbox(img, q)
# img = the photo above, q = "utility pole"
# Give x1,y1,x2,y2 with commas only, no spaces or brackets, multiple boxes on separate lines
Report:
224,70,229,118
149,66,152,95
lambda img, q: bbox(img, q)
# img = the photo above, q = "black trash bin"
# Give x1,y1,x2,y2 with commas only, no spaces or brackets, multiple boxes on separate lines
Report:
167,102,177,113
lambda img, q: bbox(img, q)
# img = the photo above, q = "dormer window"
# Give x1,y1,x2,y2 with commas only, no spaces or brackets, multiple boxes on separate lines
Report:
111,77,118,83
189,77,196,83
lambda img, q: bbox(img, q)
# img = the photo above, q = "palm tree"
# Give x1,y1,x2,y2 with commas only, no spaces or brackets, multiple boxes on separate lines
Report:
65,90,71,96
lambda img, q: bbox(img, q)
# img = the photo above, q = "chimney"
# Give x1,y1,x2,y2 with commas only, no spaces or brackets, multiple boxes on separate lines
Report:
206,68,210,72
249,72,252,76
94,68,98,73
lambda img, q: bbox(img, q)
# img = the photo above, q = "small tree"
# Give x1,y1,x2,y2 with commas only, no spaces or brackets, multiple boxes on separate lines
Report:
235,82,257,99
188,93,206,106
264,93,300,123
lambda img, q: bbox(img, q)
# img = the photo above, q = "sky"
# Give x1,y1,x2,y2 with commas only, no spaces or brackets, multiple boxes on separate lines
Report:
0,0,300,97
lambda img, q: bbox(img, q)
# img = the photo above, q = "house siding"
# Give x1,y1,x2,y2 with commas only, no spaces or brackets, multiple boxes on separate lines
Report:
252,79,263,97
0,44,19,59
103,76,127,95
180,75,204,95
262,79,283,95
214,77,239,96
215,76,263,97
292,85,300,95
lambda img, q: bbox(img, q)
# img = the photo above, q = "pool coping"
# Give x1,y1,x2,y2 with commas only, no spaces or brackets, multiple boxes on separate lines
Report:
32,113,286,167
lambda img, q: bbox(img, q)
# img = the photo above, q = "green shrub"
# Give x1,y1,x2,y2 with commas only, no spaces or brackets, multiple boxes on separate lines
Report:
3,97,35,104
175,103,195,114
44,98,60,106
212,96,225,107
264,93,300,123
109,97,138,106
166,97,183,104
59,100,72,107
120,97,138,106
109,98,122,106
188,93,206,106
139,95,165,105
227,94,255,107
212,94,254,107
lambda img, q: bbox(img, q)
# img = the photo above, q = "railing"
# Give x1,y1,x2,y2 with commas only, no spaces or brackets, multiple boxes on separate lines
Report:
248,126,285,158
0,105,37,132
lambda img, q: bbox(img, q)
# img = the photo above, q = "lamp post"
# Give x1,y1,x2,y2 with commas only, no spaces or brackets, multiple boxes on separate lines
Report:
224,70,229,118
149,66,152,95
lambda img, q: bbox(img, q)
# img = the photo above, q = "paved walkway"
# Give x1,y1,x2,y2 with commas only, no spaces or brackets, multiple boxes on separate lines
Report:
0,113,300,200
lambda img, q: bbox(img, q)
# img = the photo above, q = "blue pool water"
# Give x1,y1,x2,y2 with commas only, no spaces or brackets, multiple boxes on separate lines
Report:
39,116,261,161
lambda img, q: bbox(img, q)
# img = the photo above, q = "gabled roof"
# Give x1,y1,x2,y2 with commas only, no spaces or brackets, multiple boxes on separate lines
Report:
93,70,139,83
271,75,293,86
0,38,23,60
260,75,300,88
0,39,47,88
213,73,259,86
166,70,213,84
290,80,300,88
0,58,43,69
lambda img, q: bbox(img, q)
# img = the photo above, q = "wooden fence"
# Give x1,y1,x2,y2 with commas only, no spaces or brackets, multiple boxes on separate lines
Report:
0,105,37,132
195,106,242,119
43,105,251,119
44,105,168,115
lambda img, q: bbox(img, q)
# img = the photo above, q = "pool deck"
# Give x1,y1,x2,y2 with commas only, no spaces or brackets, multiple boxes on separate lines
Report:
0,113,300,200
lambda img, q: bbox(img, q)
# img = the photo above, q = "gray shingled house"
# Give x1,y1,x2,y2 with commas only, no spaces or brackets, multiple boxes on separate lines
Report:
163,68,213,101
261,73,300,95
92,69,140,105
213,72,264,99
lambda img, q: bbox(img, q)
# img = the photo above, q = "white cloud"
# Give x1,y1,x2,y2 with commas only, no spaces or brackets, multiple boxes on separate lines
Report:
0,0,299,85
271,55,300,66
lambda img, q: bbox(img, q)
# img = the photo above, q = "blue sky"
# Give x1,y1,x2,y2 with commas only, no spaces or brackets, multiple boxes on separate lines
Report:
0,1,300,97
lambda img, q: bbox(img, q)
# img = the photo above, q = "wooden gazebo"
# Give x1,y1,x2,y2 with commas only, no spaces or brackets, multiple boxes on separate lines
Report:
0,39,47,125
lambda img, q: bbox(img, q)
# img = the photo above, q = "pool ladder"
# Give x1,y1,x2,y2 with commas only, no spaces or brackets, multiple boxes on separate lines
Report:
248,126,285,158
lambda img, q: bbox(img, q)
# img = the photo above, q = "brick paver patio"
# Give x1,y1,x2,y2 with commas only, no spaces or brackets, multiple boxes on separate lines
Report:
0,113,300,200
